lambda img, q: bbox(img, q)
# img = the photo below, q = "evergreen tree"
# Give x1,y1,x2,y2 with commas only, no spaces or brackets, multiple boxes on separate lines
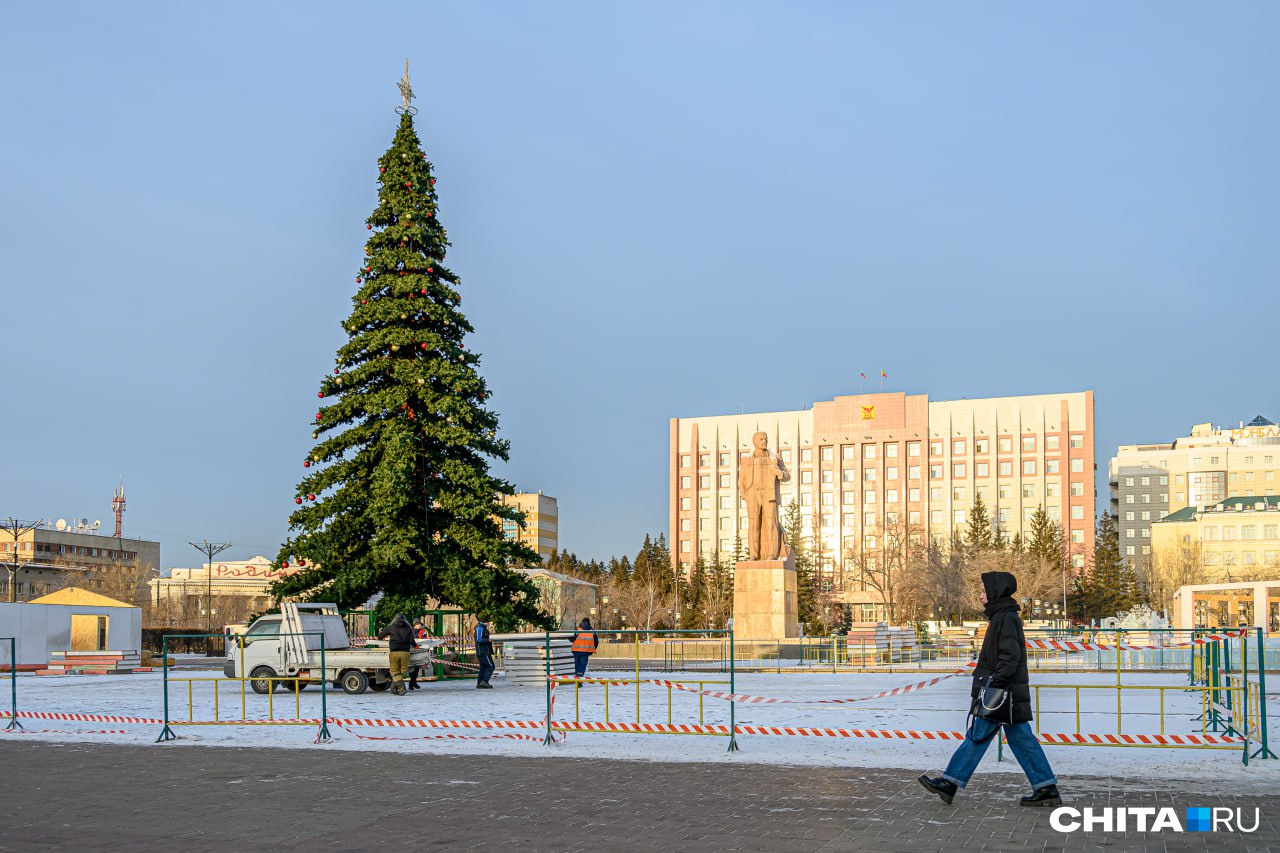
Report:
1076,513,1131,621
784,502,818,629
272,109,549,630
965,492,993,552
1027,506,1064,568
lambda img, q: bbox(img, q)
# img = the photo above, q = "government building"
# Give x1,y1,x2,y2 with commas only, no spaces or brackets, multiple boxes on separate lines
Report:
669,390,1095,615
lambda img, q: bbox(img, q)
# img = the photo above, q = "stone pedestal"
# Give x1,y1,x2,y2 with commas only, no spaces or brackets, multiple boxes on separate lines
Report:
732,554,798,640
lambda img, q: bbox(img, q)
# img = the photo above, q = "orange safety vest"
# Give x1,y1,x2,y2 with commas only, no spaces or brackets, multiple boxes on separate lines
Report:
571,630,597,653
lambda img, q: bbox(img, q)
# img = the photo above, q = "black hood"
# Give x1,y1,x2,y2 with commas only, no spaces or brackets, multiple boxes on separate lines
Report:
982,571,1020,619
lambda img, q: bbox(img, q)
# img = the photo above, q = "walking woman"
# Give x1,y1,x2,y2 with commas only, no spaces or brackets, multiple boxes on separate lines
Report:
919,571,1061,807
571,617,598,678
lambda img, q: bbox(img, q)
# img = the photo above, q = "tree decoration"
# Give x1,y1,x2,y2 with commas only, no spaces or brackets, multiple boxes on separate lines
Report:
273,98,547,630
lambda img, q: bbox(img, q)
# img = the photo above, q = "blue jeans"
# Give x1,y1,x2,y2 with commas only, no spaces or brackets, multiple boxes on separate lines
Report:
476,651,495,685
573,652,591,678
943,717,1057,791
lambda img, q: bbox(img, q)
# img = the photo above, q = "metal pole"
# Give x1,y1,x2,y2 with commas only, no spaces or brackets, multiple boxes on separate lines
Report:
316,632,331,743
2,518,43,603
189,540,231,656
543,630,553,745
156,634,175,741
727,627,739,751
5,637,21,731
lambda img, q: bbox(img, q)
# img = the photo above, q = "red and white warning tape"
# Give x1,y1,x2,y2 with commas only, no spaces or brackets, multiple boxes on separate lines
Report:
1026,629,1246,654
1,710,163,725
2,727,129,735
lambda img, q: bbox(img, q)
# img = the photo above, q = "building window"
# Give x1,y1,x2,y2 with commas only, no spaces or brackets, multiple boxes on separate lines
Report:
1072,553,1085,567
931,510,944,525
861,445,876,461
1142,545,1150,555
680,497,691,510
1242,525,1257,540
780,449,792,464
719,474,730,488
1024,508,1037,522
680,540,690,552
998,461,1012,477
680,519,691,531
908,465,921,480
1046,460,1059,474
1263,550,1279,566
885,466,898,480
821,469,834,484
1070,482,1084,497
843,469,857,482
1264,524,1278,539
930,441,943,457
953,440,966,455
976,439,989,454
886,444,899,458
952,487,965,501
864,469,877,482
821,492,834,507
953,510,967,524
1126,545,1135,556
1141,494,1150,504
719,452,730,467
976,462,989,477
800,493,813,507
886,489,899,503
1070,435,1084,449
799,448,812,463
698,453,710,468
907,441,921,457
998,509,1010,524
1046,483,1060,498
953,463,967,478
821,446,834,462
930,465,943,479
930,487,943,501
680,455,690,468
843,491,856,506
1023,460,1036,475
1070,459,1083,473
909,510,921,525
1071,505,1084,520
801,471,813,484
1141,511,1150,521
843,446,857,460
1023,484,1036,499
1071,530,1084,544
999,437,1012,453
699,476,710,489
681,477,690,489
1046,435,1059,451
699,496,711,510
1021,436,1035,452
909,488,921,502
719,517,733,530
1243,551,1257,565
998,484,1011,499
864,490,876,504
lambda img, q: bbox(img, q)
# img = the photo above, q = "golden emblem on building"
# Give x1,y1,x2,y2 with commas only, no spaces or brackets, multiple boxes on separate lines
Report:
861,405,876,420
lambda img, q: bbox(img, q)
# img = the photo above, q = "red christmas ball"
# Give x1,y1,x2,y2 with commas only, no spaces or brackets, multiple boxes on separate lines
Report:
294,498,302,505
430,177,435,183
380,167,385,173
333,369,339,375
361,299,367,305
317,391,324,398
282,560,290,568
316,412,323,421
307,494,316,501
420,342,428,349
298,559,306,566
428,267,433,273
420,288,427,295
367,224,372,230
304,460,311,468
405,182,412,188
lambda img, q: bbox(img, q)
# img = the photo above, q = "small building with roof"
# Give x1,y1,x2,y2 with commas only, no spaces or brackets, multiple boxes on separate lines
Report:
0,587,142,668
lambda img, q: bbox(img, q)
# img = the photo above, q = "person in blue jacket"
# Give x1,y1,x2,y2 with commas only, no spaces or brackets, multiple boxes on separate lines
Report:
475,615,495,689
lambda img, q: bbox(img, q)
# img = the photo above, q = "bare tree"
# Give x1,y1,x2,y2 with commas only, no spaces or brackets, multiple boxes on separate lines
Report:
1152,539,1204,615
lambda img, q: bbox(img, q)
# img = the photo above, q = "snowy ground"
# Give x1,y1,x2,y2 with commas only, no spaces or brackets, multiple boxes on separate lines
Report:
4,667,1278,790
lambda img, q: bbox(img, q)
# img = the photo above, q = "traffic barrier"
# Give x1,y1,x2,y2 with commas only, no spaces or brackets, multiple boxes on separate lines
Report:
155,631,332,745
2,637,19,732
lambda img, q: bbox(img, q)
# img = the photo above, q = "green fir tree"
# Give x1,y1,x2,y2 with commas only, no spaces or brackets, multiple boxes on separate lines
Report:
965,492,993,552
784,502,818,630
272,110,549,630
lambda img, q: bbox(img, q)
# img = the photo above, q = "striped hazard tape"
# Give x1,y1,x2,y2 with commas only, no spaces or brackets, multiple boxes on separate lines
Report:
2,727,129,735
1,710,163,725
1026,629,1246,654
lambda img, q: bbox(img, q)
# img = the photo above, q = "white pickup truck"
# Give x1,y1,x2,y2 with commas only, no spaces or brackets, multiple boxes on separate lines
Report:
223,603,441,694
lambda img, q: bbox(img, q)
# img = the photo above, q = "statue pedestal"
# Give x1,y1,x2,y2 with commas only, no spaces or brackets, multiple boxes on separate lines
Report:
732,554,798,640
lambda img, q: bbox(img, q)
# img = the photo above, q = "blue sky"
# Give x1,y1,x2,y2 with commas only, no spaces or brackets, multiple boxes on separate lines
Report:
2,3,1276,570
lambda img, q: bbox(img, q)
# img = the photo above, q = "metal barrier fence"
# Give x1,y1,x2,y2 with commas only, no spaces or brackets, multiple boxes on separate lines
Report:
2,638,19,732
155,632,331,744
544,629,739,750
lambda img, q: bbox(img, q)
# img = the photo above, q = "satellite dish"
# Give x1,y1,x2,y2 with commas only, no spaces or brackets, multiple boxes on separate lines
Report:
92,520,101,530
55,519,67,531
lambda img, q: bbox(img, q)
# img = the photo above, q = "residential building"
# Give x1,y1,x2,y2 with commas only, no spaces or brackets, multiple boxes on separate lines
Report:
1150,495,1280,613
515,565,597,630
669,390,1095,616
499,492,558,563
0,518,160,603
1109,415,1280,563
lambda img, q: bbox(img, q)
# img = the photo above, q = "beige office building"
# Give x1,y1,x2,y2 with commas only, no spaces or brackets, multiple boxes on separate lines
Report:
1151,495,1280,611
1109,416,1280,563
670,390,1096,613
499,492,558,563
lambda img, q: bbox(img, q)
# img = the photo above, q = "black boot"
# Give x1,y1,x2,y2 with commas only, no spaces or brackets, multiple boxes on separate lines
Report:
1020,785,1061,807
917,775,957,805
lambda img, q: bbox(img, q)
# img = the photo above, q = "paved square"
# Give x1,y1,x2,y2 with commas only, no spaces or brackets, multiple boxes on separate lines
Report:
1,742,1277,851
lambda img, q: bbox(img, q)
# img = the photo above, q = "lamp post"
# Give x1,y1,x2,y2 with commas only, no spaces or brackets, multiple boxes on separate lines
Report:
189,540,231,655
2,518,43,603
600,595,610,629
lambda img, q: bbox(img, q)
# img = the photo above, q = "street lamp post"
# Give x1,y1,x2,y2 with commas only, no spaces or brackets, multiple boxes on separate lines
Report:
189,540,232,656
1,518,43,603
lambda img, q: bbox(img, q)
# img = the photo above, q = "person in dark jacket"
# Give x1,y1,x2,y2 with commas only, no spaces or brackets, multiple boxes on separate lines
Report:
919,572,1061,807
570,618,599,678
475,615,495,689
376,613,417,696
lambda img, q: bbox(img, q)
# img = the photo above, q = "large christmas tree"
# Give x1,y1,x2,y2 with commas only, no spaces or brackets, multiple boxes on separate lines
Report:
272,78,550,630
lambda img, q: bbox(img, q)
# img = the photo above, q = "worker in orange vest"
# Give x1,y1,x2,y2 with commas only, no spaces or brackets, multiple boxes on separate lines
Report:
571,617,598,679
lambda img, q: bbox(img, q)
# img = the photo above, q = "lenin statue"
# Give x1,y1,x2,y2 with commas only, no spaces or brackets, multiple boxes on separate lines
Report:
738,431,788,560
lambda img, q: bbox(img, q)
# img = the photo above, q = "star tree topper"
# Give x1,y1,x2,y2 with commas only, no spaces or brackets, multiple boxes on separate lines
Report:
398,59,415,110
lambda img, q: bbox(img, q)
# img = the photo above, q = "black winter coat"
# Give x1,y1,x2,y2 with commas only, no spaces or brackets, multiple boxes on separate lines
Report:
377,619,416,652
970,571,1032,724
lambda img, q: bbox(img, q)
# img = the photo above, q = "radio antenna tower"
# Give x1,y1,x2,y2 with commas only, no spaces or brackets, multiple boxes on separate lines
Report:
112,478,126,537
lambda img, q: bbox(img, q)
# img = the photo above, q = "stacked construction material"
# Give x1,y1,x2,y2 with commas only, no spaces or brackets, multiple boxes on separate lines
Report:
37,650,143,675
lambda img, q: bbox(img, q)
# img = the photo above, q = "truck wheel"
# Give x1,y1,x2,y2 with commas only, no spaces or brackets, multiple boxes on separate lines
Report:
249,666,278,695
369,680,390,692
340,670,369,695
